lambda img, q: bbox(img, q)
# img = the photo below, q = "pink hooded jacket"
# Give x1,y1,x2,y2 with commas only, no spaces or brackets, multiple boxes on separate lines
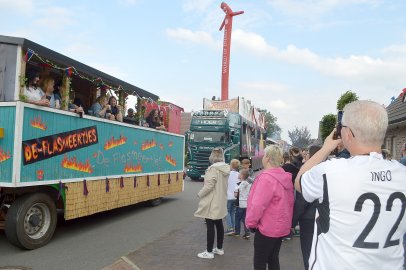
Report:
245,167,294,238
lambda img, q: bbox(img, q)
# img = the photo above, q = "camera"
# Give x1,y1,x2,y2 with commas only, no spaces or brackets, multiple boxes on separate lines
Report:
333,111,343,139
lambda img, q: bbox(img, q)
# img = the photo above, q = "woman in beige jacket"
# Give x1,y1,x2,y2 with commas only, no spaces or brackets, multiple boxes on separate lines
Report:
195,147,230,259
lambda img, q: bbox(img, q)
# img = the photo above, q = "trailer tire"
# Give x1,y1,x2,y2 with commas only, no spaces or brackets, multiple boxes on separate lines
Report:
149,197,162,206
5,193,57,250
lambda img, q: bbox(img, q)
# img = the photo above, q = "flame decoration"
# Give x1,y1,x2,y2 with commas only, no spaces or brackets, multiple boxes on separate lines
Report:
141,139,157,151
104,135,127,150
124,163,143,173
165,155,177,167
168,141,174,147
61,155,93,173
0,148,11,163
30,116,47,130
36,169,44,180
159,143,164,150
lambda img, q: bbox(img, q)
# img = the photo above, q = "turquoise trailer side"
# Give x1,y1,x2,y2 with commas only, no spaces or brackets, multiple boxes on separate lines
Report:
0,102,183,185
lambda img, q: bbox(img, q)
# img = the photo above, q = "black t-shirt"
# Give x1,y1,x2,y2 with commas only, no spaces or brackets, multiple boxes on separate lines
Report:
282,163,299,184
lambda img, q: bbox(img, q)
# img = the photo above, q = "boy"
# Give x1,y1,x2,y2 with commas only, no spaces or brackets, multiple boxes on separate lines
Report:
241,159,254,183
233,168,252,239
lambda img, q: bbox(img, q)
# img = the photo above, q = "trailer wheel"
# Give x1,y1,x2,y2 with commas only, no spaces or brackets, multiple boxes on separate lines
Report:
149,197,162,206
5,193,57,250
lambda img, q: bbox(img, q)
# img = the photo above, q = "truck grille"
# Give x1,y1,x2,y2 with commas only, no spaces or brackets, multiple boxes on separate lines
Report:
192,150,211,175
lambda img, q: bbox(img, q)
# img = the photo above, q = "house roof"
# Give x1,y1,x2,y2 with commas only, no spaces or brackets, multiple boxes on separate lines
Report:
0,35,159,101
386,93,406,125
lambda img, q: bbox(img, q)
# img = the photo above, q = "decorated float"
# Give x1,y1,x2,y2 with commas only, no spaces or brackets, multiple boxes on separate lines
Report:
0,35,184,249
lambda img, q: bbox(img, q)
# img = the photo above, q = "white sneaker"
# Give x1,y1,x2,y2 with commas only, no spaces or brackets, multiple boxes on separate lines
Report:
197,250,214,259
212,247,224,255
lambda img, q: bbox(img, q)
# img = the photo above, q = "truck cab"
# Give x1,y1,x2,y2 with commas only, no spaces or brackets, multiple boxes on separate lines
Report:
186,110,241,180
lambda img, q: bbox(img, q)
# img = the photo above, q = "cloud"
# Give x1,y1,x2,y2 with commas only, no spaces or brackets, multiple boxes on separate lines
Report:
182,0,216,13
266,0,382,18
0,0,35,15
239,81,289,92
166,27,406,88
34,7,76,30
118,0,141,5
88,62,128,81
232,29,406,84
269,99,293,110
166,28,221,49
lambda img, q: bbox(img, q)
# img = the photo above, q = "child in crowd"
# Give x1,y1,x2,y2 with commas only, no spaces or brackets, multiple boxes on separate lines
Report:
233,168,252,239
241,159,254,183
225,159,240,235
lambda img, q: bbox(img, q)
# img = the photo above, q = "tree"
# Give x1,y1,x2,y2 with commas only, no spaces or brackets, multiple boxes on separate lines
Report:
260,109,281,140
288,126,312,148
337,90,359,111
320,114,337,141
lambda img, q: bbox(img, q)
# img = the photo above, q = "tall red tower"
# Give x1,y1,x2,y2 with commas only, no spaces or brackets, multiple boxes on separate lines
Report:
219,2,244,101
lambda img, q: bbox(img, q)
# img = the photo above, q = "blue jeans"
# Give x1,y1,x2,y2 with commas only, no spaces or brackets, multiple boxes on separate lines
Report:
226,199,236,230
235,207,248,235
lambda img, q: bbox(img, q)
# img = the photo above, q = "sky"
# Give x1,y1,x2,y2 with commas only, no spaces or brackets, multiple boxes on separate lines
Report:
1,0,406,142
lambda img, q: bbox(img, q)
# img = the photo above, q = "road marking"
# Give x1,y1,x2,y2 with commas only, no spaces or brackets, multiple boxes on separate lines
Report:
121,256,141,270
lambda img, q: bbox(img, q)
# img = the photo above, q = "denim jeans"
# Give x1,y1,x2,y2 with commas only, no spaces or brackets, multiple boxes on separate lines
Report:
235,207,248,235
226,199,236,230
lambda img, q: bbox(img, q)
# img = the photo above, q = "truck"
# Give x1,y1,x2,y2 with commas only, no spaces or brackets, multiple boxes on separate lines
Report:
0,35,184,249
186,97,266,180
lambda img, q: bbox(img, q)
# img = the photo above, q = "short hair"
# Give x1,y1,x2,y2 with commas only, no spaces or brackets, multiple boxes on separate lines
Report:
241,159,250,165
342,100,388,146
209,147,225,164
127,108,134,113
289,147,300,157
230,159,240,170
264,145,283,167
239,168,249,180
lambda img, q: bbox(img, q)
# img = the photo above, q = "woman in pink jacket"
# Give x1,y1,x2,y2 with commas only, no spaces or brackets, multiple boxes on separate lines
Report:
246,145,294,270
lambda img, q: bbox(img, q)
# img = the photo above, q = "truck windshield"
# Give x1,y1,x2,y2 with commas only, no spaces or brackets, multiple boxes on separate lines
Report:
190,131,228,143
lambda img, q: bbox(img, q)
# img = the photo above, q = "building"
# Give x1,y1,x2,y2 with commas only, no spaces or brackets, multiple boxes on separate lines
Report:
384,90,406,160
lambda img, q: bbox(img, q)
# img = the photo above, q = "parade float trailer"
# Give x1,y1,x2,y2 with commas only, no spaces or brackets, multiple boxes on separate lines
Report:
0,35,184,249
185,97,266,180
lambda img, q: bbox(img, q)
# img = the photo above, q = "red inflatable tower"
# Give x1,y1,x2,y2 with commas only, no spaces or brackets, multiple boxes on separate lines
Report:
219,2,244,101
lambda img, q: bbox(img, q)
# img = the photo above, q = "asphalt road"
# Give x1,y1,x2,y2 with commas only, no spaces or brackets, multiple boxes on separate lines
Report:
0,178,202,270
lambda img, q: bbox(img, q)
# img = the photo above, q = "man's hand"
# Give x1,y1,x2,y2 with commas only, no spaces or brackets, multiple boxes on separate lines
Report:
323,128,342,153
294,128,342,193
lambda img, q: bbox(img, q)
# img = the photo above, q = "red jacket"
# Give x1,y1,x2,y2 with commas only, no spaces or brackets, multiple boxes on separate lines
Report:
245,167,294,238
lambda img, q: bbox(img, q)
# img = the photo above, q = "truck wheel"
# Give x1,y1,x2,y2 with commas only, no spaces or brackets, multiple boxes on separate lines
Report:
149,197,162,206
5,193,57,250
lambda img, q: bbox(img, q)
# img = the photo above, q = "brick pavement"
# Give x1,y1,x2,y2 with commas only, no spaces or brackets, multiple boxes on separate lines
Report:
103,218,304,270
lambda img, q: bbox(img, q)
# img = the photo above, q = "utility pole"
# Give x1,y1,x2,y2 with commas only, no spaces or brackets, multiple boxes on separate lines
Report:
219,2,243,101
